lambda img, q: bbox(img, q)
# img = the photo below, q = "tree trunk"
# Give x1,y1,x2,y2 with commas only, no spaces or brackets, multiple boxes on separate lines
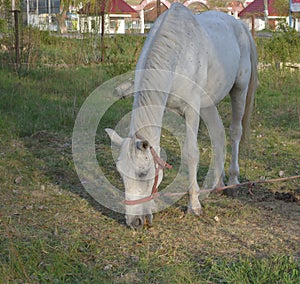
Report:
56,9,68,34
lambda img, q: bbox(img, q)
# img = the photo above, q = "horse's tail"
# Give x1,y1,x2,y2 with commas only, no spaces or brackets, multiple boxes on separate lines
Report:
241,25,258,144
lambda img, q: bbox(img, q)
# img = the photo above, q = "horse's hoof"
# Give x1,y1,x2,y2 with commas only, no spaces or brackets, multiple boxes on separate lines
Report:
228,177,240,186
187,207,203,216
225,178,240,197
224,188,237,198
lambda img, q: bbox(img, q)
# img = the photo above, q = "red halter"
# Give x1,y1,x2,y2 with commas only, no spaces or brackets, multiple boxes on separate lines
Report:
123,146,172,205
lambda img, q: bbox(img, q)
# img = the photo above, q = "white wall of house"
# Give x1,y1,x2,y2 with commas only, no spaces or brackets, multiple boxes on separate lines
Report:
293,18,300,31
241,18,265,31
27,13,58,31
109,14,132,34
79,14,109,34
241,16,300,32
78,14,132,34
24,11,135,34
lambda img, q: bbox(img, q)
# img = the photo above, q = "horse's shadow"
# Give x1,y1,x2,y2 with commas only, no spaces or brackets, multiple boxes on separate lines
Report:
24,130,126,227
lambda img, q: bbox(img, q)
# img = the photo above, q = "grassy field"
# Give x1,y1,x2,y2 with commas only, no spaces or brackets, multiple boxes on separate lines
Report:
0,32,300,283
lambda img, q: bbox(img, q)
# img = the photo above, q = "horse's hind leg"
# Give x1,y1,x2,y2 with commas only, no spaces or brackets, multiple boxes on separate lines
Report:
183,106,202,215
200,106,226,189
228,85,248,186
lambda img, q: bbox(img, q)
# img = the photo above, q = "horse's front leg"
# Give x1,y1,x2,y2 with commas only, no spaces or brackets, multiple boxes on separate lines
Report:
183,107,202,215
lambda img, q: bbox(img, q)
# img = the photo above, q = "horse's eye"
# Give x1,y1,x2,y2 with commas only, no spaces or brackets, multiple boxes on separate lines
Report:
138,170,149,178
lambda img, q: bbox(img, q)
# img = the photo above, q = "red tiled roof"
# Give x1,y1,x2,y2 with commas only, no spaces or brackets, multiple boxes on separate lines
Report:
106,0,137,13
239,0,288,17
80,0,137,15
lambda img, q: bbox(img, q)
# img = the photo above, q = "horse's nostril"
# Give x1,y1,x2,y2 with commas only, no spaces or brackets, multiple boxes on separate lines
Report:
134,217,143,227
131,216,144,229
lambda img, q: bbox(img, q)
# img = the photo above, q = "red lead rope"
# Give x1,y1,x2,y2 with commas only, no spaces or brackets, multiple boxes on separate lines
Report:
149,147,173,170
123,147,172,206
123,175,300,205
123,143,300,205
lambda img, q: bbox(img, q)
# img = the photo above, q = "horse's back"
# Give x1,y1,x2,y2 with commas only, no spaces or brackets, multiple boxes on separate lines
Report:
195,11,248,62
197,11,247,39
135,3,255,107
193,11,254,104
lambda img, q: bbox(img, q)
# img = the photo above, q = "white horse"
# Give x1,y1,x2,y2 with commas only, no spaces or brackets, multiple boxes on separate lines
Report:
106,3,257,229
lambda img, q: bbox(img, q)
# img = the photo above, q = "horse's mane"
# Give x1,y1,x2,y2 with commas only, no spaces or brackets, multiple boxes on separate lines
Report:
136,4,205,84
130,4,202,143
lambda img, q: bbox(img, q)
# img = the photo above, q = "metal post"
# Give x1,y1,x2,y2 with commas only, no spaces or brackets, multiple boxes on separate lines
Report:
289,0,293,27
27,0,30,26
12,0,21,70
14,11,20,69
263,0,269,29
140,9,144,34
48,0,51,27
251,15,255,37
101,12,105,62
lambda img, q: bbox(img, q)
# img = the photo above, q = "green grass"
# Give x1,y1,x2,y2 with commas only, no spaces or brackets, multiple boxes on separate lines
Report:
0,29,145,70
0,34,300,283
0,65,117,136
205,256,300,284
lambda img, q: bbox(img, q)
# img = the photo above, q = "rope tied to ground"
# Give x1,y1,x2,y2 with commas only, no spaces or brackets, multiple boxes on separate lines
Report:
157,175,300,199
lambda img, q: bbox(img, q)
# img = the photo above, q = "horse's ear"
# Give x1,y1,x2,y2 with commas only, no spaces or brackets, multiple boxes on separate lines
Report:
105,128,124,146
136,140,150,151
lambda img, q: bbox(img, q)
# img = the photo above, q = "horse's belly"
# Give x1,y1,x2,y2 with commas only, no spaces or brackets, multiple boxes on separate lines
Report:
203,46,240,106
166,95,189,116
204,65,237,104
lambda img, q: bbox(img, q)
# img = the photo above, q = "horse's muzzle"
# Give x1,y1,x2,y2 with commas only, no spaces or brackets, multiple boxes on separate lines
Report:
126,214,153,229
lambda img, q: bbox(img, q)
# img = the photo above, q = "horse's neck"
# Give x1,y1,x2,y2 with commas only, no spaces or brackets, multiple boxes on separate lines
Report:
129,89,168,148
128,3,193,147
130,57,175,148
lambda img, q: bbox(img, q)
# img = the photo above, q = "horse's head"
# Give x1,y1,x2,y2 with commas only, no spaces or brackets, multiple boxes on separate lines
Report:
105,128,163,229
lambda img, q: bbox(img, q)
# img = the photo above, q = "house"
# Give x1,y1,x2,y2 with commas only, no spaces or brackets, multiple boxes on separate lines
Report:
78,0,139,34
22,0,139,34
238,0,298,31
130,0,209,32
227,1,245,18
22,0,60,31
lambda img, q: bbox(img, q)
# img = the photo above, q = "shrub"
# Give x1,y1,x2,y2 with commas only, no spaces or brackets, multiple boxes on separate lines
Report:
258,22,300,64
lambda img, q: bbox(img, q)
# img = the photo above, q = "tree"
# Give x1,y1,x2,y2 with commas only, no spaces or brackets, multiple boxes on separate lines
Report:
273,0,289,15
207,0,230,10
56,0,92,33
0,1,9,33
56,0,109,34
56,0,72,33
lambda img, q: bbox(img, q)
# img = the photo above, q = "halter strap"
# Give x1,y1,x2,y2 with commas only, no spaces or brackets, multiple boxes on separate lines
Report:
123,146,172,206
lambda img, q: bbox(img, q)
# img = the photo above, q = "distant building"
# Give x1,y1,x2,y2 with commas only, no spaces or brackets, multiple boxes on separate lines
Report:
78,0,139,34
227,1,245,18
22,0,60,31
239,0,299,31
21,0,299,34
